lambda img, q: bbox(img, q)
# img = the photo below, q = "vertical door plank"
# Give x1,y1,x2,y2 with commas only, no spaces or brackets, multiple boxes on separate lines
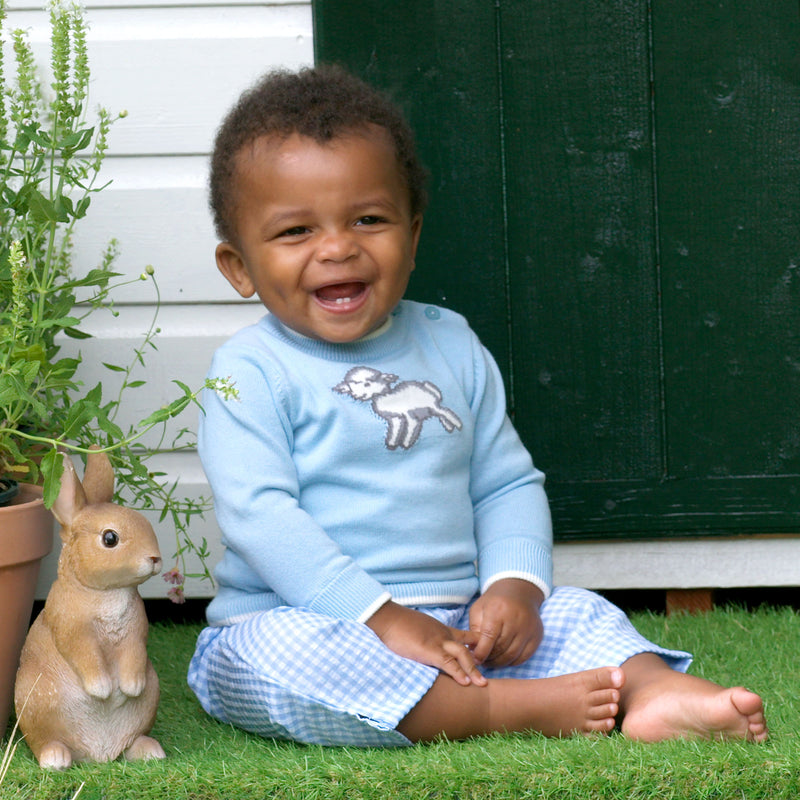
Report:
654,1,800,480
498,1,662,483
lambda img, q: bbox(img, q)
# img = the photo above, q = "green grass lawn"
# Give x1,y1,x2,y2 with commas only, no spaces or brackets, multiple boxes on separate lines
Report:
2,604,799,800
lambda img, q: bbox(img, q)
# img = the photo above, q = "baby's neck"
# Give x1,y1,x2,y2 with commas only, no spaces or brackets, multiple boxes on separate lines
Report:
357,317,393,341
286,316,393,344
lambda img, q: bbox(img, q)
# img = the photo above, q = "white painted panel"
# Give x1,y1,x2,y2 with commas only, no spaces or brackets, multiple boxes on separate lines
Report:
553,537,800,590
12,0,302,8
4,4,313,155
68,156,237,303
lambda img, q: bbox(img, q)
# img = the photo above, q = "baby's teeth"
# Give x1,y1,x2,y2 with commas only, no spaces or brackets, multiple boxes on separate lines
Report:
335,297,352,305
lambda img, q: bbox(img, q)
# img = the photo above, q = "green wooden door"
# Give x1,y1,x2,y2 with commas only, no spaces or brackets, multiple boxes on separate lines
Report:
313,0,800,541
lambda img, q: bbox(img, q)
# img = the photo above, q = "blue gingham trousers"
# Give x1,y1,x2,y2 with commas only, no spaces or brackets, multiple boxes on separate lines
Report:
188,586,691,747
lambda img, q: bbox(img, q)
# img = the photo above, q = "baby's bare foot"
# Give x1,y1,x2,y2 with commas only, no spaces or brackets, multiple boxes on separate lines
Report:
398,665,625,742
492,666,625,737
621,671,768,742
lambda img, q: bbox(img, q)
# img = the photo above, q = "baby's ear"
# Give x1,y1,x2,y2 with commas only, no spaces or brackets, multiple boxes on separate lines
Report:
216,242,256,298
411,214,423,249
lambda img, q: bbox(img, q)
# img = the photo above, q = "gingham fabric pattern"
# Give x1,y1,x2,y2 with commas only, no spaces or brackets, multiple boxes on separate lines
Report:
188,586,692,747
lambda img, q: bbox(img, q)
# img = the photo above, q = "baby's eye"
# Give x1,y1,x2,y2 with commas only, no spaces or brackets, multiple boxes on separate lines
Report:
278,226,310,237
356,216,384,226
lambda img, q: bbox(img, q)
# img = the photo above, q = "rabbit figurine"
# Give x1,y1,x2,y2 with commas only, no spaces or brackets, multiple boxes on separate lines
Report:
14,449,165,769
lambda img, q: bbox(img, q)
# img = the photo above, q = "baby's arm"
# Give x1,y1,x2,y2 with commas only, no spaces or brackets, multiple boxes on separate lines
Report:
469,579,544,666
200,349,389,620
366,601,487,686
467,334,553,666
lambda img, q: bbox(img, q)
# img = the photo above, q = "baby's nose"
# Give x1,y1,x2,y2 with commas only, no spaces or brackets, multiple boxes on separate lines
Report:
317,229,358,262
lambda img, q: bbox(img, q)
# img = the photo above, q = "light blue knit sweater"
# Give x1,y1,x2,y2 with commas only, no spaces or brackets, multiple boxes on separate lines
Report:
199,300,553,627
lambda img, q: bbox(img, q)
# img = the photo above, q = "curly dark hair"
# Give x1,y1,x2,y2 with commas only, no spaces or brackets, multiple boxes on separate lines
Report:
209,64,428,242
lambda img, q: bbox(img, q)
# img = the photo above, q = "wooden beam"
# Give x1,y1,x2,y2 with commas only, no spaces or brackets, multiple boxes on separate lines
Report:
666,589,714,615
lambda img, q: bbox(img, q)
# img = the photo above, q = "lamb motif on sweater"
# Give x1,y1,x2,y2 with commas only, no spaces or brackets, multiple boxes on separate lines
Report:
333,366,463,450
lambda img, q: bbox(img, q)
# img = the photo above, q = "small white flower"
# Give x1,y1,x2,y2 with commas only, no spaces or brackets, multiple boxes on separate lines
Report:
206,376,240,402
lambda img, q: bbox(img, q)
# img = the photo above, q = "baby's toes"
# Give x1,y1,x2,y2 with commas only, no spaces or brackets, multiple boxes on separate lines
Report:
587,700,619,721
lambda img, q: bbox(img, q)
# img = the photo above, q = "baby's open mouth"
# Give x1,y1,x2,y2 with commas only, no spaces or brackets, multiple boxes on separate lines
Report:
314,282,367,306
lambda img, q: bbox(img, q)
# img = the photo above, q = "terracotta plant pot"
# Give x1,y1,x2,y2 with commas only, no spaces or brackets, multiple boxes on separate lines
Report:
0,484,53,738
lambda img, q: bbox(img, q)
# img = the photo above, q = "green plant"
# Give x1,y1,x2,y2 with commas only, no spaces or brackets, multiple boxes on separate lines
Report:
0,0,235,599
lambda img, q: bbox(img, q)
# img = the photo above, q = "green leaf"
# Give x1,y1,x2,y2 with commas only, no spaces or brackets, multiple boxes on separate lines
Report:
85,382,103,405
165,396,191,417
53,193,74,219
62,401,100,438
63,327,93,340
0,437,27,472
1,373,48,417
39,316,81,330
40,447,64,509
57,126,94,153
137,393,194,427
60,268,122,290
138,407,172,427
18,121,52,149
0,382,22,406
11,346,45,368
102,362,126,372
26,189,69,223
96,414,124,441
48,357,81,376
74,195,91,219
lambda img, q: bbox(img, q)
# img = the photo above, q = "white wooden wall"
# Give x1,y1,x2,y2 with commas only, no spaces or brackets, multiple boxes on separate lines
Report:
4,0,312,598
12,0,797,602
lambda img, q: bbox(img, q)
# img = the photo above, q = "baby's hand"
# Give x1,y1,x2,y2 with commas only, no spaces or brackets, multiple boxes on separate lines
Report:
469,579,545,667
366,601,487,686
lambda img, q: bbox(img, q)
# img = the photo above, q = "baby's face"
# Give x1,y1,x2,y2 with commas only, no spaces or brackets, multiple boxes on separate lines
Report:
216,128,422,343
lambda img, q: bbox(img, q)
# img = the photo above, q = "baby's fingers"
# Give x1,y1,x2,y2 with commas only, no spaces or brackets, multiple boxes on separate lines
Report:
438,631,486,686
484,633,527,668
457,626,483,652
470,624,500,665
439,640,488,687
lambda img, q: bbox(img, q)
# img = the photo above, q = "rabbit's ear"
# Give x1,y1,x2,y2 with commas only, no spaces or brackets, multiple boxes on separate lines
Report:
52,454,87,529
82,446,114,504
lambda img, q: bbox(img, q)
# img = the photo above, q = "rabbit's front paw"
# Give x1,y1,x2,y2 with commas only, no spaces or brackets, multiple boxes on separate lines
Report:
84,673,114,700
119,670,147,698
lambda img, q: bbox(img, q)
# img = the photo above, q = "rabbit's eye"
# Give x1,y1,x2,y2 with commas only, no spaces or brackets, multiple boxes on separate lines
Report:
102,529,119,548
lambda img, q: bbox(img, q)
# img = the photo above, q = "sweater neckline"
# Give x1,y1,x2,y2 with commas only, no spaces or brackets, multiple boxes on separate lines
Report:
259,303,410,362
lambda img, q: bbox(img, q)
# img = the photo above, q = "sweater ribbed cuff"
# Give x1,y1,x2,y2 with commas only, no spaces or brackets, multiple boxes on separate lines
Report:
481,570,551,600
310,563,390,621
357,592,393,624
478,538,553,597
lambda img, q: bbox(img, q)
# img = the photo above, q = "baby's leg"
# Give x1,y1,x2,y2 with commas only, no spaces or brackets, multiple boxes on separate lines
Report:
619,653,767,742
397,666,624,742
